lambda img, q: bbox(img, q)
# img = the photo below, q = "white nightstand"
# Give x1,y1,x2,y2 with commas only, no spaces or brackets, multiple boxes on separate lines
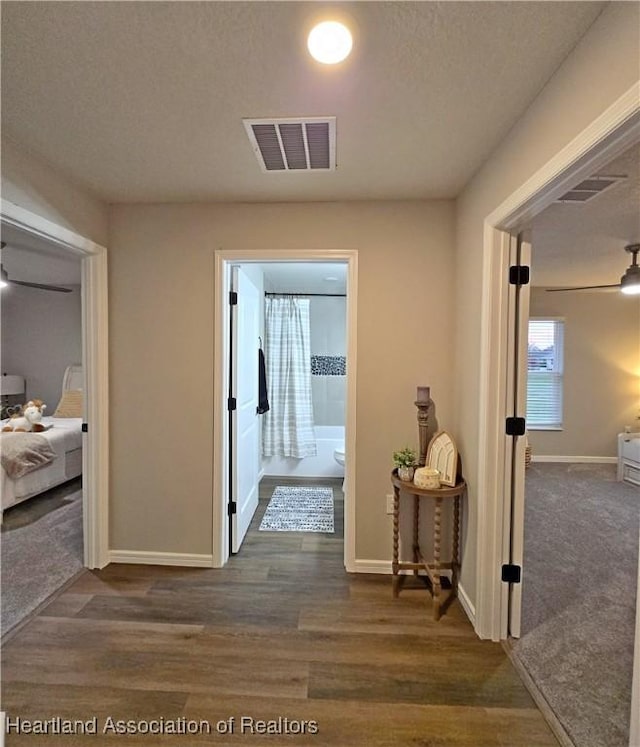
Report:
618,433,640,486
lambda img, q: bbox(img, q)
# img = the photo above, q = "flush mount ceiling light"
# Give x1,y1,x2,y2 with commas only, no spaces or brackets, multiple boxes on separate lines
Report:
307,21,352,64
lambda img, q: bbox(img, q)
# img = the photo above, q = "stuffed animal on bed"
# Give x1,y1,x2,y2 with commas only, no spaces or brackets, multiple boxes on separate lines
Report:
1,399,47,432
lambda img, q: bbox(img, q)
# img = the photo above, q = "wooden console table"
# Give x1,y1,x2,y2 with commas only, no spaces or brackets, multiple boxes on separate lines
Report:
391,469,465,620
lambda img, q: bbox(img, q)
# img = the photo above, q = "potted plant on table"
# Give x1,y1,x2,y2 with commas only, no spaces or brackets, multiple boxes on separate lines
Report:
393,446,417,482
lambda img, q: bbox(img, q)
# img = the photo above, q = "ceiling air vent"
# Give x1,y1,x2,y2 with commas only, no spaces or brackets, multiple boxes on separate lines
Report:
243,117,336,172
556,174,627,203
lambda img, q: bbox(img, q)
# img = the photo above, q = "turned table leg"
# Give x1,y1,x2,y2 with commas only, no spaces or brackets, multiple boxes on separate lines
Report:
433,497,442,620
413,496,420,576
452,496,460,594
392,486,401,597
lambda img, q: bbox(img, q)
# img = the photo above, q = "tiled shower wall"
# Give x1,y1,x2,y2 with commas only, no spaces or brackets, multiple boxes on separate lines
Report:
310,297,346,426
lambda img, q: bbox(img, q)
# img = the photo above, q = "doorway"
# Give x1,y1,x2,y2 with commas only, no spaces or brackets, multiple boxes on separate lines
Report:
0,200,109,577
213,249,358,570
505,142,640,747
475,92,640,642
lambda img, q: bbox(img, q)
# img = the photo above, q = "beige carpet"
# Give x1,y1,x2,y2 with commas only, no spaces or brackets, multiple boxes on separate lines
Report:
1,478,84,635
513,463,638,747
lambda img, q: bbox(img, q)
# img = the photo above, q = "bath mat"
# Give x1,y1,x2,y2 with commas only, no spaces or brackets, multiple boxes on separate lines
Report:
259,486,334,533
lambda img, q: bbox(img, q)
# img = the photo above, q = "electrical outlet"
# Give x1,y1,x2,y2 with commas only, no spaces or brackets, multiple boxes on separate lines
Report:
386,494,395,514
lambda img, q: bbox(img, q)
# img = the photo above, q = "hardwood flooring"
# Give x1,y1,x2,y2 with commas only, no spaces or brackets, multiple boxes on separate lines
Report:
1,477,559,745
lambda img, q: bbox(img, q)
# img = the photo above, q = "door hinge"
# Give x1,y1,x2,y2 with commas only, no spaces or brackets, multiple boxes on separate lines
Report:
509,265,530,286
505,416,526,436
81,423,88,433
227,501,237,516
228,397,237,411
502,564,521,584
229,291,238,305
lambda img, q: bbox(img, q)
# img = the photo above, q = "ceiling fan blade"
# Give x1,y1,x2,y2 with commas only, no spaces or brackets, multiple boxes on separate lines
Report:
546,283,621,292
10,279,73,293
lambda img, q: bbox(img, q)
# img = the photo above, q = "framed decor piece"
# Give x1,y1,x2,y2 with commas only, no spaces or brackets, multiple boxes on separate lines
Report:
426,430,458,487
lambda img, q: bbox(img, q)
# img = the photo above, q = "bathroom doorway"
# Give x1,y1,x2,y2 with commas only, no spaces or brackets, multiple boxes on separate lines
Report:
213,250,358,570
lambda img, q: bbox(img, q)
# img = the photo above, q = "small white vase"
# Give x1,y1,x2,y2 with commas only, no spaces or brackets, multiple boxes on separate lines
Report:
398,466,414,482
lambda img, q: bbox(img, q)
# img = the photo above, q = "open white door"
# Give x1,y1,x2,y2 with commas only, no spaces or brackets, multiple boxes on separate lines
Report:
229,266,261,553
505,233,531,638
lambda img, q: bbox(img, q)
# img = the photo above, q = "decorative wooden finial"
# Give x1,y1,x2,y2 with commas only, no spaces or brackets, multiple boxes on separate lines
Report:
415,387,431,466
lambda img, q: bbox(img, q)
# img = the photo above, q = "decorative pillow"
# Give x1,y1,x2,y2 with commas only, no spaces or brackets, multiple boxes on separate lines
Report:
53,389,83,418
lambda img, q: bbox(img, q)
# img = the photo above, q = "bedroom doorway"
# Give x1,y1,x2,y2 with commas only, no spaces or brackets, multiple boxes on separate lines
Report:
0,202,109,581
473,95,640,742
505,141,640,747
213,250,358,571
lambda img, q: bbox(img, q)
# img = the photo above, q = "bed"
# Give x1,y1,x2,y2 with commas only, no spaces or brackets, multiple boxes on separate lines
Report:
1,365,83,515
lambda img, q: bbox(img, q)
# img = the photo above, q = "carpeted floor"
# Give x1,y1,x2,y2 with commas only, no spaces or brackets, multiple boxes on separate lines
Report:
513,463,639,747
259,485,334,532
1,478,84,635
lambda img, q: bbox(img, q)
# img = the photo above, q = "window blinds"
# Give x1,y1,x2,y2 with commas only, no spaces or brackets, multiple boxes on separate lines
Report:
527,319,564,428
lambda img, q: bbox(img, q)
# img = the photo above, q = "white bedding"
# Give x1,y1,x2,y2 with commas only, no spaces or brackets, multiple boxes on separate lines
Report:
1,416,83,510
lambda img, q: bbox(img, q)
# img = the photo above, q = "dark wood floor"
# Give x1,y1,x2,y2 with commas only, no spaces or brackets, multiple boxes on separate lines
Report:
1,477,558,745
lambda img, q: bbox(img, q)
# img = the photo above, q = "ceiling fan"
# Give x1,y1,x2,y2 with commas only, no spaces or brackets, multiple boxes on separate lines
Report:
546,243,640,295
0,242,72,293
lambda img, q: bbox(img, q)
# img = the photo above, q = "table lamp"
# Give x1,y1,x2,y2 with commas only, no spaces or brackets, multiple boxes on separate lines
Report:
1,374,25,418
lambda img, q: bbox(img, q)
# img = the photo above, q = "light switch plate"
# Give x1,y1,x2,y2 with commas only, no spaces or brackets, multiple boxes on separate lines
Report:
386,495,394,514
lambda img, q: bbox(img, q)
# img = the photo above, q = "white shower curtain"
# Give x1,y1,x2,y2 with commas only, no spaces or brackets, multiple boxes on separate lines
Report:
262,297,317,458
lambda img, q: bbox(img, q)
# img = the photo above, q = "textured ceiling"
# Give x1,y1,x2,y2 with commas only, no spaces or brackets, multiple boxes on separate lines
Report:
1,1,604,203
532,143,640,288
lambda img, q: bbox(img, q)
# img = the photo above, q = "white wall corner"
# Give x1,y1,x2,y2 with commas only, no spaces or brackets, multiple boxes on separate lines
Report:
457,583,476,627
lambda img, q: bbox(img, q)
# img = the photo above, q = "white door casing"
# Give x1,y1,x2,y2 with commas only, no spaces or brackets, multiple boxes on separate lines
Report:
0,199,110,569
229,266,260,553
213,249,358,571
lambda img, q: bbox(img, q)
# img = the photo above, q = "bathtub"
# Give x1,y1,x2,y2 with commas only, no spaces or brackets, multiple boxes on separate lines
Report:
262,425,345,478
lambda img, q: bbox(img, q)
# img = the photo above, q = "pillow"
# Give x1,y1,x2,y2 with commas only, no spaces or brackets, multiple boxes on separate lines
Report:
53,389,83,418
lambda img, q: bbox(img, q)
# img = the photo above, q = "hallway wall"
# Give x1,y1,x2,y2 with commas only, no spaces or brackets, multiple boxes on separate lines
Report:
108,200,456,559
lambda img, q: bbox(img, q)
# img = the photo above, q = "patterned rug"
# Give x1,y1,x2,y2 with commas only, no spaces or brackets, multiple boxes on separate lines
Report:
259,486,334,533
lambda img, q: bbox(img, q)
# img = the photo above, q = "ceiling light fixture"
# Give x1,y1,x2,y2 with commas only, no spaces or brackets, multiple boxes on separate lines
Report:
620,244,640,295
307,21,352,64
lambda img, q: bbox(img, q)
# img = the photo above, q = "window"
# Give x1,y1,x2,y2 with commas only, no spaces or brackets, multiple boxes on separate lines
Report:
527,318,564,429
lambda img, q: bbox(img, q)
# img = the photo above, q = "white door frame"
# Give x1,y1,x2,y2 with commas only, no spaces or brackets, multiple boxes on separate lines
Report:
475,82,640,641
213,249,358,570
1,199,110,569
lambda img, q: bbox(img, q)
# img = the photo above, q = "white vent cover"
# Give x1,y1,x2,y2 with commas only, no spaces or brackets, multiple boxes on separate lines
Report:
243,117,336,172
556,175,626,203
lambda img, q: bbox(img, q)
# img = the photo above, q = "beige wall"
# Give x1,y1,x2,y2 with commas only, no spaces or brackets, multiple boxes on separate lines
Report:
1,136,109,246
108,201,456,558
528,288,640,458
454,2,640,605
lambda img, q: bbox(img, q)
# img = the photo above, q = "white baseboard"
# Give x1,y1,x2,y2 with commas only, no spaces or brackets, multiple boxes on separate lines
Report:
352,559,392,574
352,558,453,580
457,583,476,626
531,455,616,464
109,550,213,567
